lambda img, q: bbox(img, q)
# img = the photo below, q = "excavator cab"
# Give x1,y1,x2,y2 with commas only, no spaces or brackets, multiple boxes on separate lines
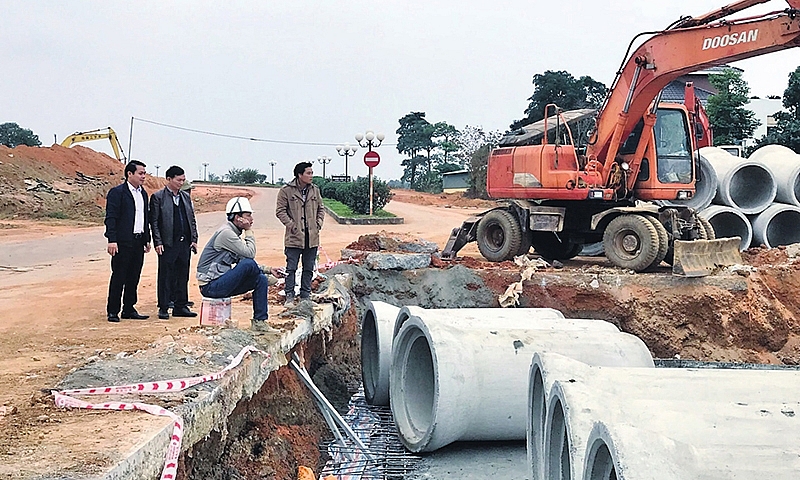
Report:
630,105,697,202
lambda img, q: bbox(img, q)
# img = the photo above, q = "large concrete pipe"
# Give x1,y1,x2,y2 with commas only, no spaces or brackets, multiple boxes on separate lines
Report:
363,305,565,406
750,144,800,206
361,301,400,405
527,351,655,480
657,150,718,210
700,146,776,214
749,202,800,248
698,205,752,251
534,354,800,480
390,315,653,453
392,305,566,338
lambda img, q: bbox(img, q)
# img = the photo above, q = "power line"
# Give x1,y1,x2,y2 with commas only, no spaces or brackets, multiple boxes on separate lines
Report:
132,117,396,147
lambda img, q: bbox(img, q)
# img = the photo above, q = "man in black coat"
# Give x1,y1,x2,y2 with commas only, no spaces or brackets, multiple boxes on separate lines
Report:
104,160,151,322
150,165,199,319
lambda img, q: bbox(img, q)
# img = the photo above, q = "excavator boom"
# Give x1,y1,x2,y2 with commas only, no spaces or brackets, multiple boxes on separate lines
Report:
60,127,126,162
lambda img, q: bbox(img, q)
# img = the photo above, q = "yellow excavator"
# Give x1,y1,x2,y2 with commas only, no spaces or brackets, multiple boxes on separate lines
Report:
60,127,127,162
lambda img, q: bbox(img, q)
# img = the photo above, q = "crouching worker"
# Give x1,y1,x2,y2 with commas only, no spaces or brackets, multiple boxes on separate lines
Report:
196,197,283,333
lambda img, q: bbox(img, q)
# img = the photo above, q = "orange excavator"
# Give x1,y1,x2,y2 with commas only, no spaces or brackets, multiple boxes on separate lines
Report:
442,0,800,275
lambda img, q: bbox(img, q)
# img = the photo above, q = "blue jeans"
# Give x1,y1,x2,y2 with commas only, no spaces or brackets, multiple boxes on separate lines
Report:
284,247,317,299
199,258,268,320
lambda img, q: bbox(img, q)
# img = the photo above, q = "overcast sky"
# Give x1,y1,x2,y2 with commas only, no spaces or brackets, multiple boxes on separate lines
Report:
4,0,800,183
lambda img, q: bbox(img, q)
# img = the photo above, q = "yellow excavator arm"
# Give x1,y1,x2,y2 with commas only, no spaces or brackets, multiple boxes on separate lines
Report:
60,127,127,162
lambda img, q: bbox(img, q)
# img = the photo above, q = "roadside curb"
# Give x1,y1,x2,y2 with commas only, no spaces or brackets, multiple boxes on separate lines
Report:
324,205,404,225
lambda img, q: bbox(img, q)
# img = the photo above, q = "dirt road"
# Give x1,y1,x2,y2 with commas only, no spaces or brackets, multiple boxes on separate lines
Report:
0,185,479,475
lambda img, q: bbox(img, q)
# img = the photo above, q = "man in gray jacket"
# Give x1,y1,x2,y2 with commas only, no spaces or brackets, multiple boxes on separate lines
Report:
196,197,282,332
150,165,198,319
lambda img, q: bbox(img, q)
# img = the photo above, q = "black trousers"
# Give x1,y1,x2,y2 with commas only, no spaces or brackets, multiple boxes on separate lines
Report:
107,237,146,315
284,246,317,299
157,242,191,310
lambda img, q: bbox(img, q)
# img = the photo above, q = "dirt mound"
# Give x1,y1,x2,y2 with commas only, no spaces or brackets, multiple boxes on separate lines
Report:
0,144,166,222
390,188,497,209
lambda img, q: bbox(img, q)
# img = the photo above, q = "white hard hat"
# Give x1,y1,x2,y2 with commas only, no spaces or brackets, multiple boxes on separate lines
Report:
225,197,253,214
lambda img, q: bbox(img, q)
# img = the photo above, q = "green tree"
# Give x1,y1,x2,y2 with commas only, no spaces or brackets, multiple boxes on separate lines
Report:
752,66,800,153
432,121,460,167
510,71,607,130
226,167,266,184
207,172,221,182
707,68,760,146
396,112,432,187
0,122,41,148
467,144,493,199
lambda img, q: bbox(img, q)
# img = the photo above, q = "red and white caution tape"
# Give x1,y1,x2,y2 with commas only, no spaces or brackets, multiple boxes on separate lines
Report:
52,345,270,480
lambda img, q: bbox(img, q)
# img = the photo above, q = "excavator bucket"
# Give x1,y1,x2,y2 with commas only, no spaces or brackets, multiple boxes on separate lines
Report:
672,237,742,277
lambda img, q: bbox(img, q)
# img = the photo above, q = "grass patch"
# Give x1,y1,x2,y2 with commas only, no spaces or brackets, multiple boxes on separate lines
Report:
46,211,69,219
323,198,395,218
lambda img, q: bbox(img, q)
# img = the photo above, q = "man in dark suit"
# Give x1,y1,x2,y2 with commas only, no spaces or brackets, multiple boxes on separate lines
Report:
150,165,198,319
105,160,151,322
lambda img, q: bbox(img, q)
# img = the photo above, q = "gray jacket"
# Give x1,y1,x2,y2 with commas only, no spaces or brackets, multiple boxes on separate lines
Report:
149,187,198,248
196,221,256,284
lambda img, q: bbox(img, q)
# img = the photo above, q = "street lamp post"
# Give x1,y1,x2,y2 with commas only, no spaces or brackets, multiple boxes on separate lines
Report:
335,143,358,181
154,164,161,177
269,160,277,185
202,162,209,182
317,155,331,179
355,130,385,215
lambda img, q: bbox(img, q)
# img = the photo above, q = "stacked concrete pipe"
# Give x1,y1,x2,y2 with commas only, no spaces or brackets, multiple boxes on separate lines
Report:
531,353,800,480
361,303,565,406
389,309,654,453
700,146,776,214
697,205,751,251
749,202,800,248
750,144,800,206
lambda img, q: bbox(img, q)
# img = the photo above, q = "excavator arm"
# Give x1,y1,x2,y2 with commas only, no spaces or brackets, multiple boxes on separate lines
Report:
587,0,800,186
60,127,127,162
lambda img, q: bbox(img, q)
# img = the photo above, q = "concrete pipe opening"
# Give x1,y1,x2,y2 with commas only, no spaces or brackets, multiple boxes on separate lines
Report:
726,164,776,214
360,301,400,406
546,399,571,480
585,440,616,480
391,322,436,451
528,365,547,480
699,205,752,251
751,203,800,248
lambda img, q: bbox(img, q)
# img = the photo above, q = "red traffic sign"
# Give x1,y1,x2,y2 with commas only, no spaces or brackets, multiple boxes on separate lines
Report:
364,150,380,168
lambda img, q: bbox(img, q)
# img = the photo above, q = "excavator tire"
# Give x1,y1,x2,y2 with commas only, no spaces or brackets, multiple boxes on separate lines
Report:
643,216,669,271
532,231,582,261
476,209,523,262
603,214,660,272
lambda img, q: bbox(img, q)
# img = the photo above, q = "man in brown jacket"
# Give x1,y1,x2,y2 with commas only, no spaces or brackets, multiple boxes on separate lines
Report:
275,161,324,306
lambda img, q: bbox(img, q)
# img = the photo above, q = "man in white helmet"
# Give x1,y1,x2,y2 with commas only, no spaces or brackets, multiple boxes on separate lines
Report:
196,197,282,332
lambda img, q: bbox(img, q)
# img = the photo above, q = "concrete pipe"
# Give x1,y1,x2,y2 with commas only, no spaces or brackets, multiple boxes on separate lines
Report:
527,351,655,480
392,305,566,338
698,205,751,251
360,301,401,405
534,354,800,480
657,150,718,210
390,315,653,453
365,305,566,406
700,146,776,214
750,144,800,206
750,202,800,248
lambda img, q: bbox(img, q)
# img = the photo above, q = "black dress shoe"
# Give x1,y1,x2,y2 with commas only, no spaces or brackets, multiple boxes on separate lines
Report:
107,313,120,323
121,310,149,320
186,301,195,308
172,307,197,317
158,308,170,320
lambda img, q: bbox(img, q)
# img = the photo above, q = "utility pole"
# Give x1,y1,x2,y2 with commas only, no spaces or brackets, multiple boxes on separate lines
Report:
202,162,209,182
154,164,161,177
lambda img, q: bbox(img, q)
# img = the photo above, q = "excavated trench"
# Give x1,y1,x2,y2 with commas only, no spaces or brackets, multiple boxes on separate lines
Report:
179,254,800,479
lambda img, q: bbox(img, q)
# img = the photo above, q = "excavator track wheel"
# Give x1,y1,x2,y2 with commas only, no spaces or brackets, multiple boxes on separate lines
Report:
603,214,660,272
476,209,523,262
